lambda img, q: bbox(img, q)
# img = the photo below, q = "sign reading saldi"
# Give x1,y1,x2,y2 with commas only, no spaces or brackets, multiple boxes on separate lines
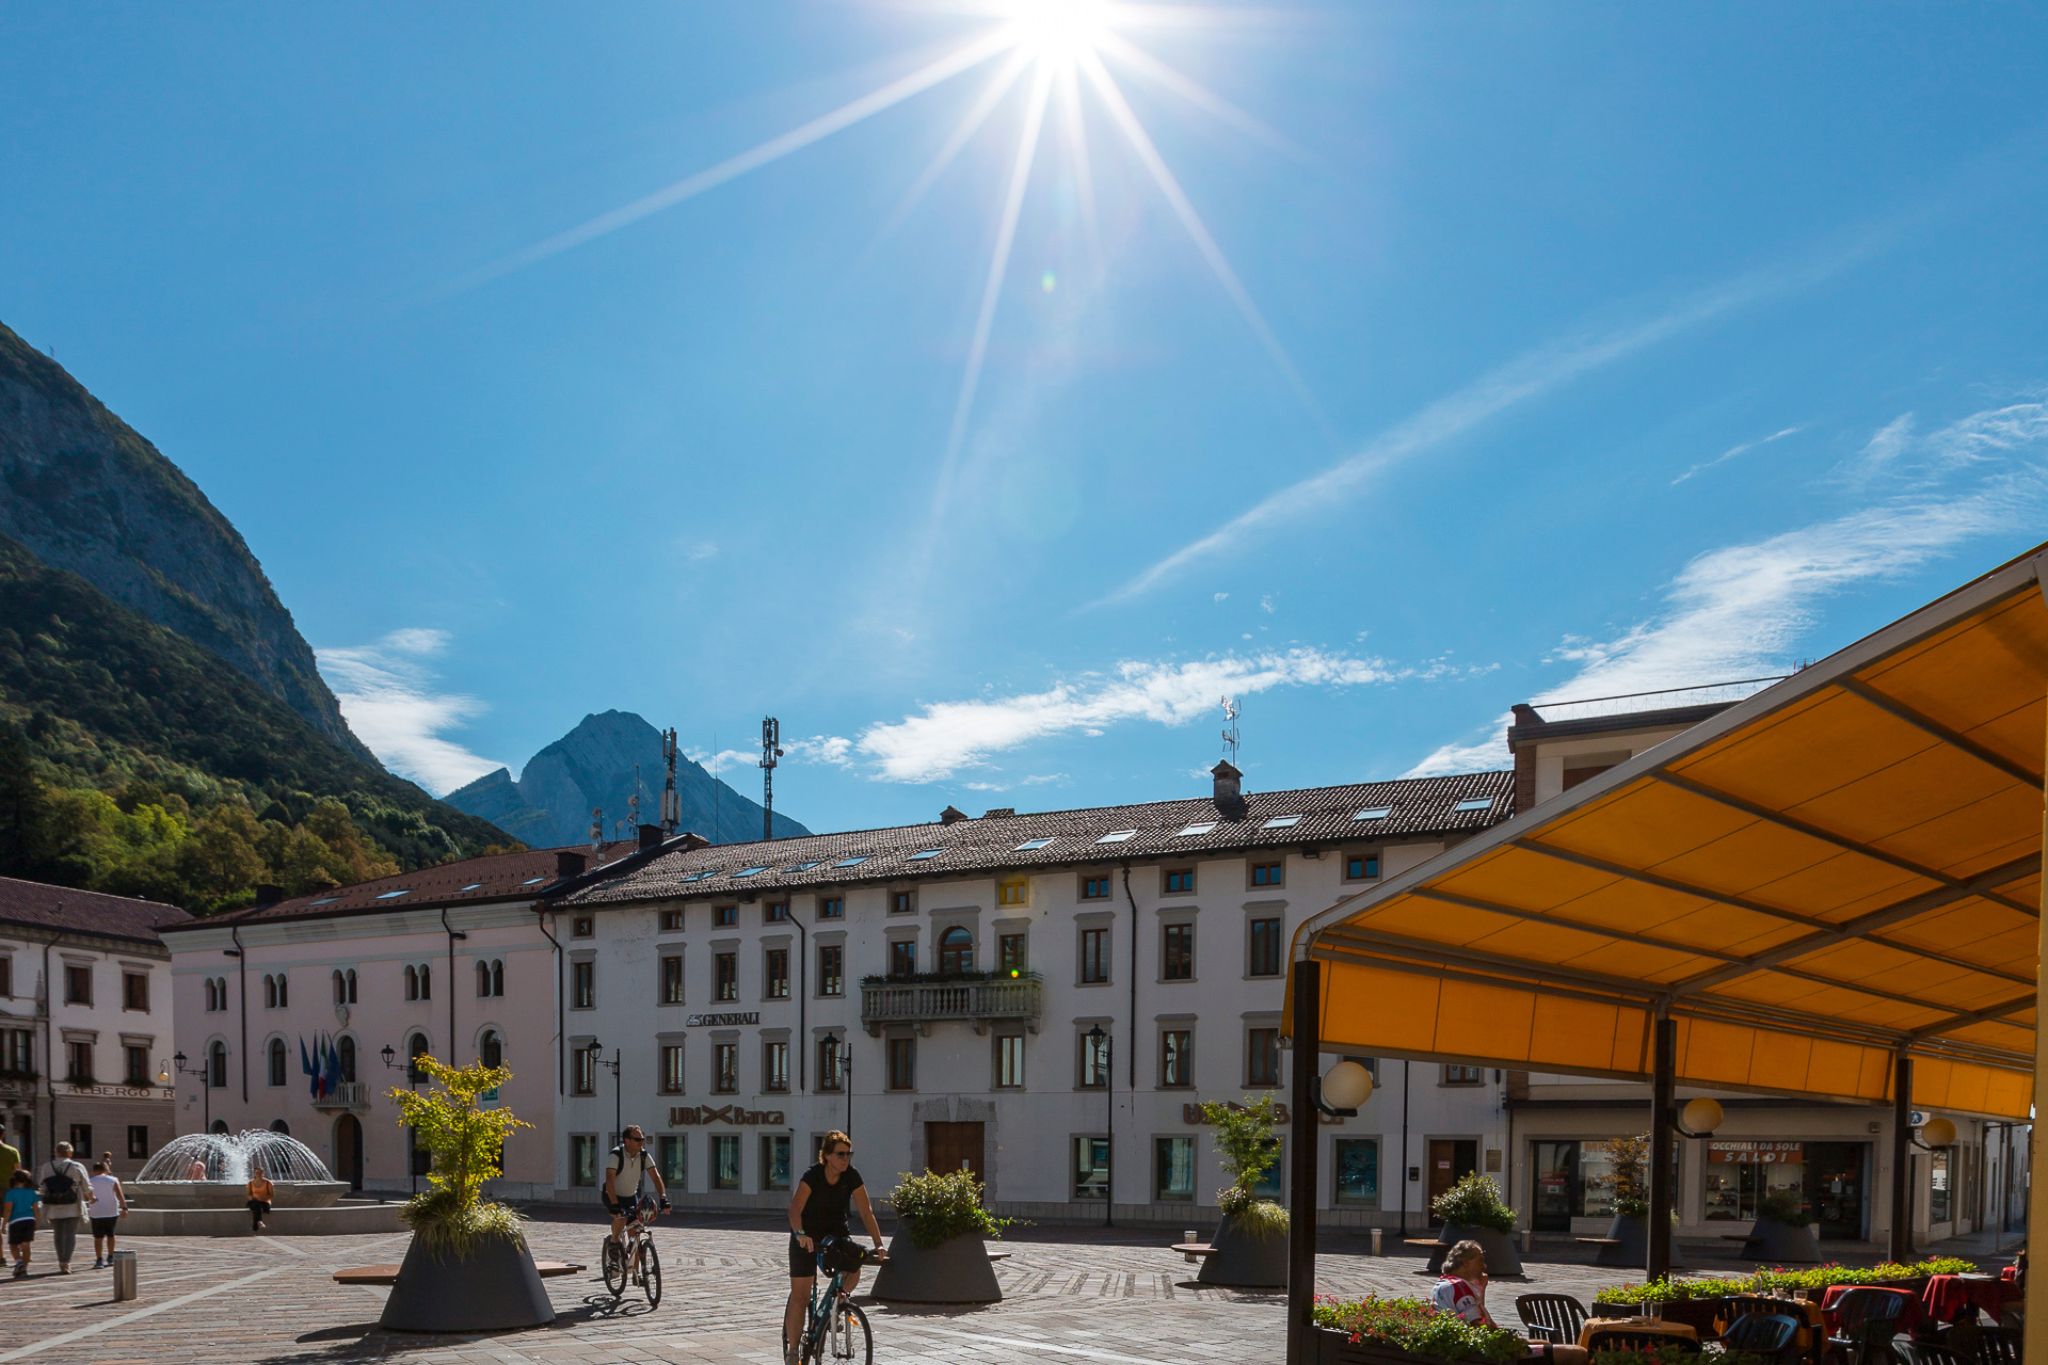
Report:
1707,1140,1806,1164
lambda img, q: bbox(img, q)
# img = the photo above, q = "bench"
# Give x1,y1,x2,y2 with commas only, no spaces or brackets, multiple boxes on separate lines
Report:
1170,1243,1218,1258
333,1260,585,1287
1574,1237,1623,1247
1402,1238,1441,1248
987,1250,1012,1262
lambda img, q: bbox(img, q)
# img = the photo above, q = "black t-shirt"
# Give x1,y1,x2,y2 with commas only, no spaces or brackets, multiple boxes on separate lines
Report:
797,1163,862,1239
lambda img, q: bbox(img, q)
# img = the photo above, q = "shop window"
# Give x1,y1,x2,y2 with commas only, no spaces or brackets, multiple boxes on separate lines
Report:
1929,1150,1952,1224
1073,1136,1110,1201
570,1135,597,1186
713,1134,741,1190
659,1134,686,1186
762,1135,792,1191
1335,1138,1379,1207
1155,1136,1195,1201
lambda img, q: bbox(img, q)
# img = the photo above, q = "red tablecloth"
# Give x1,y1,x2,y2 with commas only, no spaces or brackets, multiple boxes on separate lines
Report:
1818,1285,1921,1335
1923,1275,2019,1324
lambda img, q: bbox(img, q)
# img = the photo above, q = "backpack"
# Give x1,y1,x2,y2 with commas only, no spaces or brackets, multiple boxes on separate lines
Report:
41,1161,78,1205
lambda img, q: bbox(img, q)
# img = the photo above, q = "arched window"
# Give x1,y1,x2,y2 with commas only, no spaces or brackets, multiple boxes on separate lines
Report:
207,1040,228,1089
476,960,490,997
344,969,357,1004
418,964,431,1001
491,961,504,997
267,1038,287,1087
210,1118,229,1135
480,1029,503,1069
276,973,287,1008
333,969,346,1005
204,979,218,1012
262,976,275,1009
268,1119,290,1135
403,965,418,1001
939,926,974,975
338,1036,357,1083
407,1032,429,1083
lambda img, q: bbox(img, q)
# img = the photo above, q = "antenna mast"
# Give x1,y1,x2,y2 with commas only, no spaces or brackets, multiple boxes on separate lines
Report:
1220,697,1240,767
626,764,642,835
760,716,785,842
660,728,680,834
589,807,603,856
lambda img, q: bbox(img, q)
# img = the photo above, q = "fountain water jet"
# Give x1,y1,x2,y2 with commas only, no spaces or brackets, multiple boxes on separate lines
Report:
131,1130,348,1211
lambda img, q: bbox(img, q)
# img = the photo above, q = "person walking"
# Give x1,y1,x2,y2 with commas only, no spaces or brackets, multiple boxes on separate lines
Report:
86,1158,127,1268
4,1170,38,1279
246,1166,274,1232
0,1121,20,1189
38,1141,90,1274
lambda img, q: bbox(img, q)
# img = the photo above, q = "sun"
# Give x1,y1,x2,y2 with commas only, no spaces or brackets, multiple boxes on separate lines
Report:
1004,0,1115,66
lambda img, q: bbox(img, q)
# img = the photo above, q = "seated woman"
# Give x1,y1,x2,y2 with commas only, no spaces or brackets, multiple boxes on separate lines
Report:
1433,1240,1501,1329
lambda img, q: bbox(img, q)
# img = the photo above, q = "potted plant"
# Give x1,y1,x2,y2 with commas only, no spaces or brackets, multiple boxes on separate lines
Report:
1310,1293,1527,1365
379,1055,551,1332
1429,1173,1522,1277
1197,1097,1290,1288
1589,1276,1730,1331
1594,1134,1653,1269
1739,1189,1821,1264
869,1167,1012,1304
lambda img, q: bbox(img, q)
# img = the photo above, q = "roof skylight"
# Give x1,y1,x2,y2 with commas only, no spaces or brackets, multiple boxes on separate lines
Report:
1354,807,1393,821
1013,837,1056,851
458,882,484,892
1262,815,1303,829
1174,821,1218,837
1096,829,1137,844
681,870,719,883
307,897,339,906
907,848,944,861
834,855,869,868
787,860,822,872
521,876,548,885
375,889,411,900
734,866,767,878
1454,797,1493,812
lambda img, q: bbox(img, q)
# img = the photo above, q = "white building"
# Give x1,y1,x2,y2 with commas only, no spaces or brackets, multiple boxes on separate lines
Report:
0,877,190,1175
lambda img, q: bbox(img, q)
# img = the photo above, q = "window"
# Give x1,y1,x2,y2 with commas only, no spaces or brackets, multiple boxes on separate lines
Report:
477,960,505,997
275,974,288,1007
714,1042,738,1094
889,889,915,915
572,1047,597,1096
418,964,431,1000
1175,821,1217,837
1930,1149,1952,1223
1262,814,1302,829
123,971,148,1011
762,1134,793,1191
997,877,1029,906
403,965,418,1001
887,1036,915,1090
1163,867,1195,895
1096,829,1136,844
995,1034,1025,1089
1344,853,1381,882
0,956,9,997
818,1036,844,1092
1073,1136,1110,1200
1078,1030,1110,1088
715,952,738,1002
263,975,277,1009
1155,1136,1196,1201
267,1038,287,1087
888,941,917,979
1253,1138,1284,1198
1442,1065,1484,1085
1248,917,1282,977
406,1033,430,1083
765,948,789,999
65,1039,93,1085
659,1134,686,1186
938,927,973,974
1354,806,1393,821
1160,1028,1193,1088
833,856,867,869
660,1044,685,1094
64,964,91,1005
572,960,595,1009
819,896,845,920
765,1039,789,1093
127,1125,149,1160
571,1135,597,1187
734,866,767,879
376,889,412,900
1079,926,1110,984
788,860,822,873
333,969,356,1005
479,1029,503,1069
204,978,217,1012
766,901,789,923
1250,860,1284,888
207,1041,227,1089
907,848,943,862
818,944,844,997
713,905,737,928
1079,874,1111,901
660,908,683,932
1013,836,1056,852
1247,1027,1281,1087
572,915,594,937
712,1135,740,1190
998,933,1027,976
68,1124,91,1155
125,1044,149,1086
338,1037,357,1083
1455,797,1494,813
1335,1138,1379,1207
661,954,685,1005
1162,923,1194,981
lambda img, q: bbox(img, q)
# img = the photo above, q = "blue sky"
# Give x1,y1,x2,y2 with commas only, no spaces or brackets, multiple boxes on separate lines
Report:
5,2,2046,834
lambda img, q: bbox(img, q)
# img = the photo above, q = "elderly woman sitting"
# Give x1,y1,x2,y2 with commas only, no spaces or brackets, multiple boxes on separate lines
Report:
1434,1240,1501,1329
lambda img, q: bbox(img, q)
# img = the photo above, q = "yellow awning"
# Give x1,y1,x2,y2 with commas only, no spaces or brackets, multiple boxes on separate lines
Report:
1292,545,2048,1120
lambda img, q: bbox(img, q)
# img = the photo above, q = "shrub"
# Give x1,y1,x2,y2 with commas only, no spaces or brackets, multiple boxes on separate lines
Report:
1756,1189,1813,1227
387,1054,531,1258
886,1168,1014,1250
1595,1257,1981,1304
1597,1134,1651,1218
1312,1294,1527,1364
1430,1173,1516,1234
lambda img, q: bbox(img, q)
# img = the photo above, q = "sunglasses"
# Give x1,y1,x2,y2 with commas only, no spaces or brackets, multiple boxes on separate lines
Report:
830,1149,853,1158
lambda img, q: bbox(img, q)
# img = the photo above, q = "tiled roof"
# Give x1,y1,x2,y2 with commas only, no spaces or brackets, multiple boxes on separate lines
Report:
566,770,1514,907
0,876,193,945
160,841,650,931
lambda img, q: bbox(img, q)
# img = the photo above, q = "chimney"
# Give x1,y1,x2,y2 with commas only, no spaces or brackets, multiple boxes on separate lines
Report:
981,807,1016,819
1211,760,1246,816
555,850,587,878
253,884,284,908
940,805,969,825
638,823,664,851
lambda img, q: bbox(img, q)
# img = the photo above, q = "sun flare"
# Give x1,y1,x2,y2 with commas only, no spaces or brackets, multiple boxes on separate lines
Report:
1004,0,1115,65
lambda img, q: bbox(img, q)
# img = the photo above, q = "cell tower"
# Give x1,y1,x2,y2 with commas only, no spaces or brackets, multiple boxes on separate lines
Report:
660,728,681,834
626,765,642,834
589,807,603,856
760,716,785,842
1221,696,1241,766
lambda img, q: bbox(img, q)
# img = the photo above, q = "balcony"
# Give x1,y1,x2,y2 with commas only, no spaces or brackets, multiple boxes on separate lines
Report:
859,974,1042,1036
311,1081,369,1111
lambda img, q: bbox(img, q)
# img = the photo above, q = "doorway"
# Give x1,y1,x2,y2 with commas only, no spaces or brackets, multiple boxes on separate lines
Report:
334,1114,363,1192
925,1122,985,1183
1426,1139,1478,1219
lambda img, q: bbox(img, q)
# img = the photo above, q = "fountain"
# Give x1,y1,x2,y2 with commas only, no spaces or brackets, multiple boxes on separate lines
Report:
125,1130,400,1233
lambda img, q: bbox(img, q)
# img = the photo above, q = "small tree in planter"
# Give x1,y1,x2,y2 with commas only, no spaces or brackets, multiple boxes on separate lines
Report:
1592,1135,1663,1268
869,1168,1013,1304
1197,1097,1289,1288
1740,1188,1821,1263
380,1055,551,1332
1430,1174,1522,1276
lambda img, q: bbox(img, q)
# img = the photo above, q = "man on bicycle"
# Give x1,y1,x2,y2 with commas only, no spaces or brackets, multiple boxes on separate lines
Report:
603,1125,669,1248
784,1130,884,1364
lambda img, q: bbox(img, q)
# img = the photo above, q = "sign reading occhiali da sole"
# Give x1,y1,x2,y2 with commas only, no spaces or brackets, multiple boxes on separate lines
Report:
668,1104,787,1126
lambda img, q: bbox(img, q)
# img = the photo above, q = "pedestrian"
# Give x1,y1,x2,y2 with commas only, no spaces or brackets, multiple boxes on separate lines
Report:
0,1120,19,1189
246,1164,273,1233
185,1156,207,1181
38,1141,90,1274
86,1158,127,1268
4,1169,38,1279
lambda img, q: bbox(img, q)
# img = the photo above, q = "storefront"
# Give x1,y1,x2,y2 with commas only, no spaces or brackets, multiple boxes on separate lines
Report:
1702,1139,1868,1240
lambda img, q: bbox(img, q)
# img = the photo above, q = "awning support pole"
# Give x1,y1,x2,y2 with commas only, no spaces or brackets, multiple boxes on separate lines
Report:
1286,959,1321,1365
1890,1054,1913,1262
2026,700,2048,1365
1649,1016,1675,1282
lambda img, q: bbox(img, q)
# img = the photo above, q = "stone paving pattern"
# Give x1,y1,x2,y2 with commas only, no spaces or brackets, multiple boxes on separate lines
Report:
0,1211,1898,1364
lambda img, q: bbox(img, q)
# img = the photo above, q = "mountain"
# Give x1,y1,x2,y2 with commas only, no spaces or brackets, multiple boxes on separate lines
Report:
0,319,367,757
446,710,812,847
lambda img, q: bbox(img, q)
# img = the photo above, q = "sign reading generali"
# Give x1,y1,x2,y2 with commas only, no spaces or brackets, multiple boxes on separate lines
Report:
668,1103,786,1127
1707,1140,1806,1164
684,1012,761,1028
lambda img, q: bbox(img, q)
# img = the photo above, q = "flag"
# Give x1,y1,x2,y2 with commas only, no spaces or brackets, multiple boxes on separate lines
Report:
301,1036,315,1097
322,1033,342,1097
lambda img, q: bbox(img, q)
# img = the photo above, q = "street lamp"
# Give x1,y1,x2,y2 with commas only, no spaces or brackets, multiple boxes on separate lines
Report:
384,1044,422,1196
585,1039,622,1144
172,1051,211,1132
1086,1025,1113,1228
833,1033,852,1137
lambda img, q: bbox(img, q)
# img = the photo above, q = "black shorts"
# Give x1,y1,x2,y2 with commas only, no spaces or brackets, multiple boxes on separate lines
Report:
90,1217,117,1238
7,1220,32,1247
788,1232,850,1279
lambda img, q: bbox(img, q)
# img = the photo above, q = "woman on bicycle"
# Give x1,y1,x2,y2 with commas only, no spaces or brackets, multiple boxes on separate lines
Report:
784,1130,883,1363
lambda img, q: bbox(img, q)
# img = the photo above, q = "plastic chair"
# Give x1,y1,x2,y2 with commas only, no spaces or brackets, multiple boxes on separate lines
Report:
1726,1295,1792,1325
1900,1343,1972,1365
1517,1294,1590,1345
1719,1312,1800,1364
1965,1325,2021,1365
1830,1289,1910,1365
1584,1329,1702,1355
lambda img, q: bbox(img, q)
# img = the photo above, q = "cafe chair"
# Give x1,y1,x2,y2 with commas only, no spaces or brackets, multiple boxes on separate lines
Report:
1726,1295,1794,1325
1719,1312,1801,1365
1830,1289,1910,1365
1900,1344,1971,1365
1584,1329,1702,1355
1517,1294,1589,1345
1964,1326,2021,1365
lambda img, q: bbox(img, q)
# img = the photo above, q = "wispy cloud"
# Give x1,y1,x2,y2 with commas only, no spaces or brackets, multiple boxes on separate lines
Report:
1670,425,1805,486
681,539,720,564
1841,412,1915,483
686,747,759,777
317,630,502,795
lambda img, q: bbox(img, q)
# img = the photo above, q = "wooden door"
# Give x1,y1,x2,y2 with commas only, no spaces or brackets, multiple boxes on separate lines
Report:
334,1115,363,1191
925,1122,985,1183
1427,1139,1478,1217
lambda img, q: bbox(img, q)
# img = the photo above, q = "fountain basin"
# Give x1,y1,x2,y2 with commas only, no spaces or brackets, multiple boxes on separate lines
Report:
128,1180,350,1210
121,1200,405,1237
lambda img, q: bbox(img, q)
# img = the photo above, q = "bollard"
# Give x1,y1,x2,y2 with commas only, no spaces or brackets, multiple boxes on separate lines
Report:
1183,1229,1198,1263
111,1250,137,1302
1370,1227,1384,1257
1521,1228,1533,1256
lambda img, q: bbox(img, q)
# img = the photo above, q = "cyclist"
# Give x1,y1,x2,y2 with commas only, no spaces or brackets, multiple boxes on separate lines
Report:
602,1126,669,1251
784,1129,884,1363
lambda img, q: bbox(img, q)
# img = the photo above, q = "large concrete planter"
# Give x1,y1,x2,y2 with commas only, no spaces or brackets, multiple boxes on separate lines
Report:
1593,1213,1683,1269
1739,1216,1822,1264
379,1233,555,1333
1433,1223,1523,1277
1312,1328,1449,1365
869,1232,1002,1304
1197,1212,1290,1289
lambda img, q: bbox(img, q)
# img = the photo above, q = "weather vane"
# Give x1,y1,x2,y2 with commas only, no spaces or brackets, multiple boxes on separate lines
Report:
1221,697,1240,766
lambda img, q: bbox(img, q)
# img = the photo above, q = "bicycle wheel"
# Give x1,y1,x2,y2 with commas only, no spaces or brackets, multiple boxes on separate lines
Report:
639,1236,662,1307
601,1235,626,1297
828,1299,872,1364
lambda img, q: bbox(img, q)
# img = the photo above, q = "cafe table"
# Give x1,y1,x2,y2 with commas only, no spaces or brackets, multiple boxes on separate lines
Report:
1579,1317,1702,1351
1923,1274,2020,1325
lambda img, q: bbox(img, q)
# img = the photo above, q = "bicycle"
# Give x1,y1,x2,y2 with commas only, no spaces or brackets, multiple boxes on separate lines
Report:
599,1194,663,1307
785,1237,881,1364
